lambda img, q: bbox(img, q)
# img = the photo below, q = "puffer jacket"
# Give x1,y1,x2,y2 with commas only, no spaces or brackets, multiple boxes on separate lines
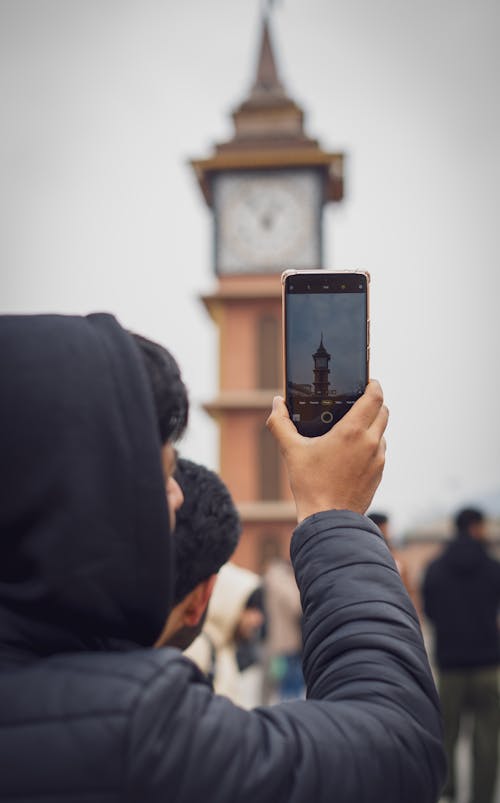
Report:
0,313,446,802
423,531,500,670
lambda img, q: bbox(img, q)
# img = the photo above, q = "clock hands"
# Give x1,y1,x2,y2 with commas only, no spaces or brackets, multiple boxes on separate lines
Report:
215,170,320,270
242,195,284,232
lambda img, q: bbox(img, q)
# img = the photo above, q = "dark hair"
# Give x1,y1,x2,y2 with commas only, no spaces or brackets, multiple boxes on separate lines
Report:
131,333,188,444
172,458,241,605
367,512,388,528
455,507,484,534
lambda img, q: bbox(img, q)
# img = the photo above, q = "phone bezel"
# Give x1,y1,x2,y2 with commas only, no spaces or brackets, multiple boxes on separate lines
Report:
281,269,370,436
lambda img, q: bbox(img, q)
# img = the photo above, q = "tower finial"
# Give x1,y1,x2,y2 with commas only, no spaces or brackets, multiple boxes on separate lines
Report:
261,0,280,22
252,9,284,93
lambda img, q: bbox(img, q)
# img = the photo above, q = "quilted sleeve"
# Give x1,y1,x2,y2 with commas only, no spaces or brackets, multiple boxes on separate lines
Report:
126,510,445,803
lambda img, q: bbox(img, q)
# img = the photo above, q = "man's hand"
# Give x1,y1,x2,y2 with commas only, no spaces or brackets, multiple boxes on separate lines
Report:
266,381,388,522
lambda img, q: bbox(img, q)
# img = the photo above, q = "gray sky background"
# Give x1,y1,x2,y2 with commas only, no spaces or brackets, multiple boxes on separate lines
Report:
1,0,499,536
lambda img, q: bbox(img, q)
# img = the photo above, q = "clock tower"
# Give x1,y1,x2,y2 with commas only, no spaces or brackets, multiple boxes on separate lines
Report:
190,13,344,571
313,335,331,397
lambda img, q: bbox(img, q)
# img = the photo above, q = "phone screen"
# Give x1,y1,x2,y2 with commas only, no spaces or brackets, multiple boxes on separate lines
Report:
284,271,369,437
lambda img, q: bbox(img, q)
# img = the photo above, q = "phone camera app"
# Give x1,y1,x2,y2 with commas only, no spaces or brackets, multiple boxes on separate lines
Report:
286,285,367,435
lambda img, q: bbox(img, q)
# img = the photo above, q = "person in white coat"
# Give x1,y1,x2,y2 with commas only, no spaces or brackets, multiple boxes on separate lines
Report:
185,562,264,707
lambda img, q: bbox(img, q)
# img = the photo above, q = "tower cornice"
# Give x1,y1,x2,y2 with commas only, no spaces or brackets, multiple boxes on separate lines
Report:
190,14,344,207
237,500,296,524
190,147,343,207
203,389,278,418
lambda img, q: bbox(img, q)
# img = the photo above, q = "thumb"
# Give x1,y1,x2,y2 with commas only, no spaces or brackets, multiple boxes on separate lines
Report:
266,396,300,453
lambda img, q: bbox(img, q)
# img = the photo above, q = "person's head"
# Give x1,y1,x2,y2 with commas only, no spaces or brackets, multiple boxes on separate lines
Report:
367,512,391,545
155,458,242,649
0,314,189,657
235,587,265,643
131,332,189,532
191,562,262,653
454,507,486,540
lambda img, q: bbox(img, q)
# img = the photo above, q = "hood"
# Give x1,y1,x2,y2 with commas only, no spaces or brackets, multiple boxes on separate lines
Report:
204,562,261,649
0,314,172,665
445,532,488,575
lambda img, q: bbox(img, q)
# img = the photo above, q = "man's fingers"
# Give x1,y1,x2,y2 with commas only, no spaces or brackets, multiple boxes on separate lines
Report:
266,396,302,453
267,385,388,519
343,379,384,430
369,402,389,441
268,385,388,458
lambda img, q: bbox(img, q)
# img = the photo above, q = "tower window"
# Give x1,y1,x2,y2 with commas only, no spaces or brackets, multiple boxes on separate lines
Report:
258,315,281,389
258,534,283,574
259,424,280,500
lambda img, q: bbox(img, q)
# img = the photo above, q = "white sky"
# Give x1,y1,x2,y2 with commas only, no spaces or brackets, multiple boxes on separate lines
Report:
1,0,499,536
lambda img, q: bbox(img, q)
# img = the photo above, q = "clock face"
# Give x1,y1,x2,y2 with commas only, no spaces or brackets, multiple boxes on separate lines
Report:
214,169,322,274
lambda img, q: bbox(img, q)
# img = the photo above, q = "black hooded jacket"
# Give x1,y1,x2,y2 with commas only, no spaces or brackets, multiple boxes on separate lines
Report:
423,531,500,670
0,314,445,802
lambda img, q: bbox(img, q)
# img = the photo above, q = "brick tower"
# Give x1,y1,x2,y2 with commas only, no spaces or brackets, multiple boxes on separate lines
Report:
190,13,344,572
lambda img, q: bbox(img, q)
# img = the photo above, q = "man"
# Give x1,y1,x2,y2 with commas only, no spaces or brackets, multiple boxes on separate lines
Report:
423,507,500,803
155,457,242,650
157,457,264,706
130,345,247,661
0,313,445,802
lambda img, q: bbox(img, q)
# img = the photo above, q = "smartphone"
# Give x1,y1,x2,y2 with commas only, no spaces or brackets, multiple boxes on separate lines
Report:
282,269,370,437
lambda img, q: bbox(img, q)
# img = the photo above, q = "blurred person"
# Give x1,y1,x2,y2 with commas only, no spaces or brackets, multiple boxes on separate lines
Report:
185,561,264,707
423,507,500,803
368,511,404,576
263,552,304,702
367,511,390,543
368,511,421,616
0,313,445,803
234,584,266,674
155,457,242,651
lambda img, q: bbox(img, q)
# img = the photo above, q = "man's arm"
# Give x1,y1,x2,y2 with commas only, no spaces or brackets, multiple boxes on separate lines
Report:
127,382,445,802
128,514,444,803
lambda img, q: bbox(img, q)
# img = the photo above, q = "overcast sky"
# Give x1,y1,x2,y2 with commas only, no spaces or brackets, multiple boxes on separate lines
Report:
1,0,499,536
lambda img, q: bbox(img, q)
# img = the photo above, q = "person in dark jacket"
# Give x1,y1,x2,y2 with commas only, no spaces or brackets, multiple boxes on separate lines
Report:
0,313,445,803
423,507,500,803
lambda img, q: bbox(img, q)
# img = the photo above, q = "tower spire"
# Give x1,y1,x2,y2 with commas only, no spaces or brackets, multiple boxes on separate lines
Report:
251,14,284,95
190,8,345,206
